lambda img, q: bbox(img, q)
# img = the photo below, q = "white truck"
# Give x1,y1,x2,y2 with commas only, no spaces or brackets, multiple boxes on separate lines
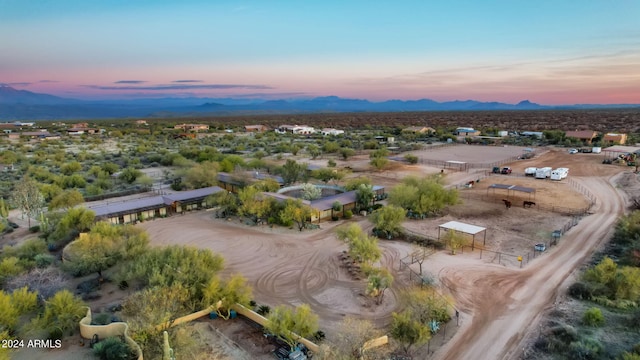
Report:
524,167,537,176
550,167,569,181
592,147,602,154
535,167,552,179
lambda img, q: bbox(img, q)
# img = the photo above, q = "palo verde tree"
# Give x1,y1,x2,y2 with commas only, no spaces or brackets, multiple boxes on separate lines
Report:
370,204,406,239
388,175,458,217
355,184,376,212
442,229,466,255
336,223,381,266
48,189,84,211
280,159,307,185
280,199,314,231
238,186,274,224
201,274,253,319
206,190,239,216
366,267,393,305
390,310,431,356
63,222,149,280
265,304,319,351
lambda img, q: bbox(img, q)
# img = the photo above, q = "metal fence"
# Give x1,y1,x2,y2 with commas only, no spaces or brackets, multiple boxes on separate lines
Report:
418,145,545,172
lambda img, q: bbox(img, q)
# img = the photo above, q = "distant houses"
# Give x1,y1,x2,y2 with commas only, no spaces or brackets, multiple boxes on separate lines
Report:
244,125,269,132
174,123,210,132
320,128,345,136
565,130,598,144
402,126,435,134
603,133,627,145
275,125,316,135
455,127,481,136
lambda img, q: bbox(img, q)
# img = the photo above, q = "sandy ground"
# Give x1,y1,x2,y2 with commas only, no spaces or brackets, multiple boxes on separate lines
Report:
6,145,633,360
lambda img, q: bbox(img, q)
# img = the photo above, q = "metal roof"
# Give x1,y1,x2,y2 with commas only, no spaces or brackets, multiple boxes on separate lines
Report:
439,221,486,235
488,184,536,193
86,186,223,217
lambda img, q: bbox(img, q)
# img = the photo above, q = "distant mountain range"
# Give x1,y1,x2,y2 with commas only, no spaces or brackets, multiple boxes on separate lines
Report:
0,85,637,120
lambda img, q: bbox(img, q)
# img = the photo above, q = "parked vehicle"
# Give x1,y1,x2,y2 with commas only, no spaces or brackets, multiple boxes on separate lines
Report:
550,168,568,181
568,148,578,154
524,167,537,176
492,167,501,174
501,167,512,174
535,243,546,252
535,167,552,179
592,147,602,154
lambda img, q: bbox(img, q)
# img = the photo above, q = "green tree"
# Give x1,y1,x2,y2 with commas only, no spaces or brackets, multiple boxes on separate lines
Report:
202,274,253,319
36,289,86,337
238,186,274,224
401,288,452,325
390,310,431,355
60,161,82,175
344,177,372,191
48,189,84,211
92,336,134,360
280,199,313,231
280,159,306,185
118,167,142,184
388,176,458,217
370,157,388,171
306,144,322,159
355,184,375,211
117,245,224,303
10,177,44,227
252,178,281,192
370,205,405,239
206,190,238,216
443,229,466,255
340,147,356,160
181,161,218,189
366,268,393,305
63,222,149,280
265,304,319,350
336,224,381,266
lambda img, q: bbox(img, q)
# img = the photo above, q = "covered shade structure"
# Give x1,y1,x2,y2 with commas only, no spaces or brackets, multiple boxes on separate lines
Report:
438,220,487,250
487,183,536,201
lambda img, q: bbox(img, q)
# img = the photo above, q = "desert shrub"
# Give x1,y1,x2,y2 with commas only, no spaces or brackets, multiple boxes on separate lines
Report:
92,312,113,325
404,154,418,164
29,225,40,233
582,307,605,327
621,352,640,360
549,324,579,344
257,305,271,316
568,337,602,360
34,254,55,268
92,336,134,360
568,282,593,300
344,210,353,219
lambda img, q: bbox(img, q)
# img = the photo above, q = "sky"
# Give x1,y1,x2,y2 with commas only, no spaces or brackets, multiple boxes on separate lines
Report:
1,0,639,104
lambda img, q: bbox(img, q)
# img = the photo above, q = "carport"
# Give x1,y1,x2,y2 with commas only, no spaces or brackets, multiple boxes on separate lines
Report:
487,183,536,201
438,220,487,251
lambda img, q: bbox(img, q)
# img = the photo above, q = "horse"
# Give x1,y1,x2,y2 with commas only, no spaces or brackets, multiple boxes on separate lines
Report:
502,199,512,209
523,200,536,208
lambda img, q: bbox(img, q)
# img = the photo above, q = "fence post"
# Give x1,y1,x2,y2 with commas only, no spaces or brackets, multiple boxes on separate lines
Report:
480,249,482,259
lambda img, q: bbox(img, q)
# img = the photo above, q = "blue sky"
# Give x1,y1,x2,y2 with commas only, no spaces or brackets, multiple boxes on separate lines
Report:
1,0,639,104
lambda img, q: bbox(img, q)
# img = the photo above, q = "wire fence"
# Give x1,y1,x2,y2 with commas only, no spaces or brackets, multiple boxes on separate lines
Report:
417,145,545,172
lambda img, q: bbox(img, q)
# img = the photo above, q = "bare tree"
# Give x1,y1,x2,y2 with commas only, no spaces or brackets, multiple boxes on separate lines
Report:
6,267,69,300
10,177,44,228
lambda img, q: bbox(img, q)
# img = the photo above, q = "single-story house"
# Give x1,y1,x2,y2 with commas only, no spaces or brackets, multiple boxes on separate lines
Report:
455,127,481,136
275,125,315,135
321,128,345,136
602,133,627,145
520,131,544,139
263,185,385,222
565,130,598,144
86,186,223,224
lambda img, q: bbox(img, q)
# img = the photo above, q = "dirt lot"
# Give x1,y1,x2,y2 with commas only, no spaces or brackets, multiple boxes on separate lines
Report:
135,146,633,359
8,145,633,359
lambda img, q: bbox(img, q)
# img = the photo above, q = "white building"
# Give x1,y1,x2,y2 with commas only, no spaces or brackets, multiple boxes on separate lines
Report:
321,128,345,136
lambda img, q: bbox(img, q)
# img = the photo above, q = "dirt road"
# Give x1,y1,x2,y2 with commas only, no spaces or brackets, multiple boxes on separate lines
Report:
433,174,626,360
